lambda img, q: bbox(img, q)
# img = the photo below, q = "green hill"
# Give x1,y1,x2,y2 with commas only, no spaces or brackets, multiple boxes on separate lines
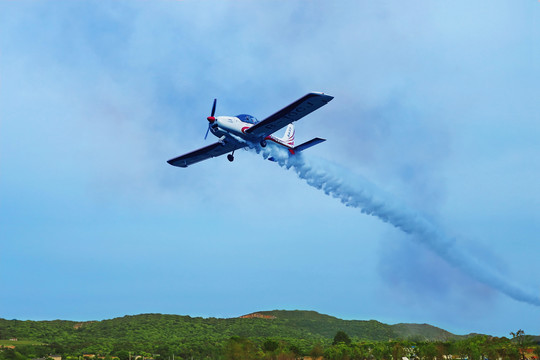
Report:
0,310,461,347
254,310,397,340
255,310,459,341
390,323,457,341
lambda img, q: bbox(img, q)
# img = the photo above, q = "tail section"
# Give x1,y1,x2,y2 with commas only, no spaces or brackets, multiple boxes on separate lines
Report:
280,124,295,147
267,124,325,162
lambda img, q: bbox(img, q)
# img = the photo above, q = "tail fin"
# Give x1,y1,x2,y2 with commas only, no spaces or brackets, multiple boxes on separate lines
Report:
280,124,295,147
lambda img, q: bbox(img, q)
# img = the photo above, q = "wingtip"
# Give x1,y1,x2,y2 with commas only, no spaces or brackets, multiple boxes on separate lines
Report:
309,91,334,101
167,159,188,168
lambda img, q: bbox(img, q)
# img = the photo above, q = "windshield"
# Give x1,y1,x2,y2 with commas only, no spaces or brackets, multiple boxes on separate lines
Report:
236,114,259,124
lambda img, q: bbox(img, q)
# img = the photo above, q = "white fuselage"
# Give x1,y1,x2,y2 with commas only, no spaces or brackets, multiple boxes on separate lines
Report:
210,116,294,152
211,116,251,138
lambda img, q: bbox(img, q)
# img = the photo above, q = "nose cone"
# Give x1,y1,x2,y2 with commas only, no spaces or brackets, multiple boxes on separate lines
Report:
207,116,216,123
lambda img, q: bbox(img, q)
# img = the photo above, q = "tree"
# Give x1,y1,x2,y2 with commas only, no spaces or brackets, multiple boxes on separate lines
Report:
324,343,352,360
333,331,352,346
452,339,469,360
224,336,258,360
391,341,405,360
115,350,130,360
263,340,279,353
309,343,324,360
371,342,392,360
510,330,533,360
1,350,26,360
288,344,302,359
435,341,449,360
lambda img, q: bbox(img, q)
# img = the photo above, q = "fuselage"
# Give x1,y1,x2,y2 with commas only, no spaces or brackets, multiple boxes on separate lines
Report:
210,114,294,151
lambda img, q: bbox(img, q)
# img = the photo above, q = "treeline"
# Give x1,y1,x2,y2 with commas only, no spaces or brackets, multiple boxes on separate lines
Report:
154,332,538,360
318,331,540,360
1,331,539,360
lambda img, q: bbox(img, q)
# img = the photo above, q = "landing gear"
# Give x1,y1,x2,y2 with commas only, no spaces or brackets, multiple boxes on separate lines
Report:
260,139,267,147
227,154,234,162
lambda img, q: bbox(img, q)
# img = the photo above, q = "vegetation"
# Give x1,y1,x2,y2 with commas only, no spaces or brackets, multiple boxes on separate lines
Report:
0,342,43,347
332,331,351,346
0,312,537,360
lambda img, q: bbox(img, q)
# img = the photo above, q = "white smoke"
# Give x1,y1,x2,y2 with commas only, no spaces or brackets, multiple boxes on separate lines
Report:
254,145,540,307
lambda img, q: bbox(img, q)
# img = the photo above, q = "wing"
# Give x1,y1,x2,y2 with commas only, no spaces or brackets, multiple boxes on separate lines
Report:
167,139,245,168
246,92,333,138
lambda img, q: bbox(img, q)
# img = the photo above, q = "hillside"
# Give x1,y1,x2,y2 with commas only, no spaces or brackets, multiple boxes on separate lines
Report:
255,310,459,341
0,310,460,346
391,323,458,341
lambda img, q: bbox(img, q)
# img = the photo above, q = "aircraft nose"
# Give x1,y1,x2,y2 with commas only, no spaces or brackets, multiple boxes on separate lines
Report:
207,116,216,123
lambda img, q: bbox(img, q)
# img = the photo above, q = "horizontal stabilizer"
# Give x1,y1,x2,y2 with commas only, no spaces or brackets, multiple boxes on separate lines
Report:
293,137,326,152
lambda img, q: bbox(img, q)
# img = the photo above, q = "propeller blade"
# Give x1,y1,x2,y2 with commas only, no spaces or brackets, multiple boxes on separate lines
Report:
204,98,217,140
211,98,217,117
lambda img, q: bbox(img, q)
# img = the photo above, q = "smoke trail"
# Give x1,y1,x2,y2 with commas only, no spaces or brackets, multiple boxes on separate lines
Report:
255,145,540,307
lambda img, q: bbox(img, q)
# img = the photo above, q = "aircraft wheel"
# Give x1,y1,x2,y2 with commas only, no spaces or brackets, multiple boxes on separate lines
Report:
260,140,267,147
227,154,234,162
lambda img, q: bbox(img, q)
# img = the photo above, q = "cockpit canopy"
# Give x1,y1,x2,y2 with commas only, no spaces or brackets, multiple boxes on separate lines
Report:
236,114,259,124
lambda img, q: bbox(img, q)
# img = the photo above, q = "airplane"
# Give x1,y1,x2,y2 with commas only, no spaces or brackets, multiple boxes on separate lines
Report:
167,92,333,168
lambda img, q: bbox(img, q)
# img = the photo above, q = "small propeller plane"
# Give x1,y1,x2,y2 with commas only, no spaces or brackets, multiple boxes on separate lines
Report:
167,92,333,168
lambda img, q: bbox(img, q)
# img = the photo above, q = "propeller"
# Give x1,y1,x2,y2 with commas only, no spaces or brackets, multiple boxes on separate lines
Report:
205,98,217,140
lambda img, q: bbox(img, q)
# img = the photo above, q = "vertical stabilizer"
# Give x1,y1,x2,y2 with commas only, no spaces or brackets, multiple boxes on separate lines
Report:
280,124,295,146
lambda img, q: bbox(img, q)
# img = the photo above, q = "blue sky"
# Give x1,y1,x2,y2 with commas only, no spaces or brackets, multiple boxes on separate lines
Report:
1,0,539,337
